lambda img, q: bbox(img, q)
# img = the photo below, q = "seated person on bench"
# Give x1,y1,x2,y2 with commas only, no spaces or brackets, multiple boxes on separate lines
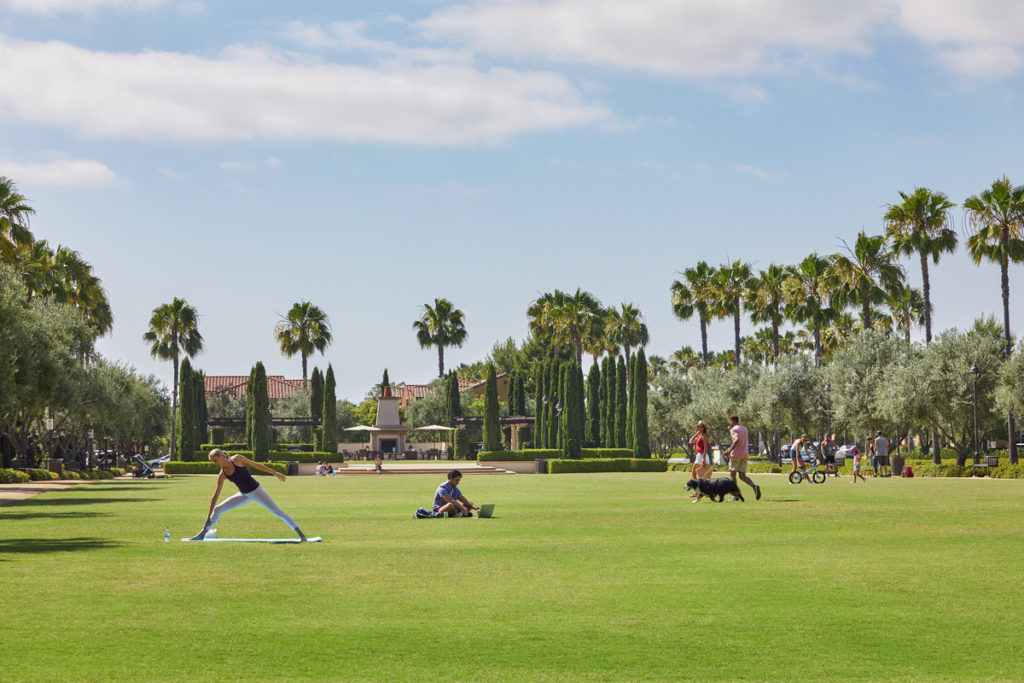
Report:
433,469,479,518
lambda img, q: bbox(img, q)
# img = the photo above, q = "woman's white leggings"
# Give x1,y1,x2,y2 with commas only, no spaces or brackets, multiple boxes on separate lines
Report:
206,485,298,531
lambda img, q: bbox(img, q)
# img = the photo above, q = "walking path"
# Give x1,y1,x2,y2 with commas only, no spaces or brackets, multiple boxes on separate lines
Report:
0,479,104,505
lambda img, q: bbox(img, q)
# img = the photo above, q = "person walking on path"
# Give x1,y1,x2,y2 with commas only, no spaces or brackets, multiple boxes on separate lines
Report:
688,420,712,497
722,414,761,500
189,449,307,541
851,445,866,483
821,433,838,477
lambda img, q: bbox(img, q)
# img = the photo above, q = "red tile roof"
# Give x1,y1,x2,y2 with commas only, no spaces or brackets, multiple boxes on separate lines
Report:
398,379,473,406
205,375,307,400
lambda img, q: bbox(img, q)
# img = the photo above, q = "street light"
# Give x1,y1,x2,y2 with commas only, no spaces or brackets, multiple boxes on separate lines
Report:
825,383,832,437
556,401,564,455
970,364,981,467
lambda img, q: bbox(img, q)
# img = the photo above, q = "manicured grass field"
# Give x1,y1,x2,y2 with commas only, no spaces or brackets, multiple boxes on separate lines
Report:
3,472,1024,681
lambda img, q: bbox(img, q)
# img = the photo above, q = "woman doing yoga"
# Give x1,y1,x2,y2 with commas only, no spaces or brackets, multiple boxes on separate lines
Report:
190,449,306,541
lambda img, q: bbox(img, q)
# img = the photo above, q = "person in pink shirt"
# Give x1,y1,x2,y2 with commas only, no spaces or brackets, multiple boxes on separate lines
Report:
721,414,761,500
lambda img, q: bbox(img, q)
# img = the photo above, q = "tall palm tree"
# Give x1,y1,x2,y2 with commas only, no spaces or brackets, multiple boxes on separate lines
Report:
0,176,35,263
647,355,667,380
709,260,752,364
829,232,904,331
887,283,925,344
526,291,566,358
964,176,1024,464
550,288,603,366
884,187,957,344
144,298,203,457
606,302,649,381
670,261,717,368
669,345,701,375
274,301,332,383
16,240,112,336
783,254,834,364
745,263,788,363
414,298,468,378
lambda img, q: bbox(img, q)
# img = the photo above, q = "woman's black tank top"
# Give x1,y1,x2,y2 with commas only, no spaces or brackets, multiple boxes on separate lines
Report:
225,464,259,494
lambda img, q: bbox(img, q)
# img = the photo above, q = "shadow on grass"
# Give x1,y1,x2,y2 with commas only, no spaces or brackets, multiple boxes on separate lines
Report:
0,511,110,520
3,497,156,507
0,537,122,556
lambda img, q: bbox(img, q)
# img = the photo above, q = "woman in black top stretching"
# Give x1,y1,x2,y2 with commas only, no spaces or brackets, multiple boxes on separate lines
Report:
190,449,307,541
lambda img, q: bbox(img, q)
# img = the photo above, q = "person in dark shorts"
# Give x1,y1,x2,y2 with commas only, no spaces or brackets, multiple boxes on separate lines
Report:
821,433,838,477
189,449,307,541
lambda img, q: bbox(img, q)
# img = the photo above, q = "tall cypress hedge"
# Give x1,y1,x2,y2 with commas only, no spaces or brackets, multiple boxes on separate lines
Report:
562,361,582,459
245,367,256,450
602,356,614,447
547,358,559,450
534,363,546,448
615,356,627,448
626,354,636,451
586,362,601,447
251,362,271,461
483,365,503,451
176,358,196,461
632,348,650,458
310,367,323,451
322,364,338,453
381,368,390,396
195,369,207,450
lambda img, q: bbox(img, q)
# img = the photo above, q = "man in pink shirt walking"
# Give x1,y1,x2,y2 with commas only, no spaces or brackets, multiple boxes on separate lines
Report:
721,414,761,500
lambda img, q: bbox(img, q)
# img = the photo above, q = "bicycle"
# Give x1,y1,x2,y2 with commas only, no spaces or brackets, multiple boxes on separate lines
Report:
789,456,827,484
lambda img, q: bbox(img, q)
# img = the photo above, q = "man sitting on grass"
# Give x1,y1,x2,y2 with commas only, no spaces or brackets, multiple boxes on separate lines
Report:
433,469,479,518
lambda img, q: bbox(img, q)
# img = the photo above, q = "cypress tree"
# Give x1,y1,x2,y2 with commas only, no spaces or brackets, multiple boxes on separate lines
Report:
483,365,502,451
601,357,614,447
586,362,601,447
176,358,196,460
322,364,338,454
576,365,586,446
560,361,582,459
534,363,545,448
310,367,323,450
626,354,636,450
194,367,207,451
632,348,650,458
381,368,390,396
251,362,271,461
557,362,567,454
547,358,559,449
615,356,627,448
245,367,256,450
517,374,526,416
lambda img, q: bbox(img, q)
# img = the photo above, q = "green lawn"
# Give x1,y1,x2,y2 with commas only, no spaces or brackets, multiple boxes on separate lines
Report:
3,472,1024,681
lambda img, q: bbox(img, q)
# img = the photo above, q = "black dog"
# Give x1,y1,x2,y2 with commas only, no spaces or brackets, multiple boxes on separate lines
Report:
685,477,744,502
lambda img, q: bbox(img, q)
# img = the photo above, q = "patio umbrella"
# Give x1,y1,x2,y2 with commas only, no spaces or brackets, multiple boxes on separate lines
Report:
414,424,455,454
343,425,381,431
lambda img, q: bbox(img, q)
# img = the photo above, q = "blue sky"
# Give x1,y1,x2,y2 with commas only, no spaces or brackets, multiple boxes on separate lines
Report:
2,0,1023,401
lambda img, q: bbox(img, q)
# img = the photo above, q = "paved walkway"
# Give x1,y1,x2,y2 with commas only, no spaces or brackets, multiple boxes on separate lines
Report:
0,479,113,505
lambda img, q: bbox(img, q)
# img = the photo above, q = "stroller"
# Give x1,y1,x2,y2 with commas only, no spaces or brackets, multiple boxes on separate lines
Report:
132,454,155,479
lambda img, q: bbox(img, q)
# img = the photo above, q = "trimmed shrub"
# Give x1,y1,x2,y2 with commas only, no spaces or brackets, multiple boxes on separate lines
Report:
202,443,249,451
166,461,287,475
548,458,669,474
582,448,633,459
26,468,59,481
0,468,30,483
61,471,81,480
479,449,559,462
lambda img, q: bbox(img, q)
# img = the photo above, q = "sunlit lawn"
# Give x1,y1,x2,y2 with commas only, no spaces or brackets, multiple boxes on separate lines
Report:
2,471,1024,681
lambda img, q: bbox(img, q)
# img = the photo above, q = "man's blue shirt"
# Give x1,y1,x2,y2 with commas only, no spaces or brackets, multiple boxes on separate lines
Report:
433,481,460,510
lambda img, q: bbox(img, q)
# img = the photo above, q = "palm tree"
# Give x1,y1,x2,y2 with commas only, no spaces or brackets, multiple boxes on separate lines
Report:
0,177,35,263
583,305,613,366
669,345,701,375
144,298,203,457
527,291,566,358
550,288,603,366
647,355,667,380
16,240,112,336
964,176,1024,464
670,262,717,368
274,301,332,383
884,187,957,344
783,254,834,364
745,263,788,363
414,298,468,378
709,260,752,364
829,232,904,331
606,302,649,381
887,283,925,344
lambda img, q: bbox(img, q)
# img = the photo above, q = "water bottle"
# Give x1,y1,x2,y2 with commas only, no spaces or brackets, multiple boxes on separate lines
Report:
164,527,170,543
443,511,448,519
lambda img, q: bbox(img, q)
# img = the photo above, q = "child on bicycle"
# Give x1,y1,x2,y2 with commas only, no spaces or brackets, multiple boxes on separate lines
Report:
790,434,813,474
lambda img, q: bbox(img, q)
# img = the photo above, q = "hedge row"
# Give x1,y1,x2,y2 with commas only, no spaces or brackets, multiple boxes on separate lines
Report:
547,458,669,474
192,450,338,463
202,443,317,453
479,448,635,462
0,468,30,483
166,461,288,475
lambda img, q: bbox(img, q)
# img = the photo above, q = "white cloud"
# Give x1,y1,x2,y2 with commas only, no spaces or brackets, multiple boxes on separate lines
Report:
0,0,202,13
896,0,1024,78
280,20,472,65
0,158,117,187
220,157,282,172
734,163,786,180
418,0,893,77
0,34,609,145
157,167,185,180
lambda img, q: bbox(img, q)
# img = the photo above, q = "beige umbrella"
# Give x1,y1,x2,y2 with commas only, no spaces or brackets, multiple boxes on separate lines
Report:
414,424,455,454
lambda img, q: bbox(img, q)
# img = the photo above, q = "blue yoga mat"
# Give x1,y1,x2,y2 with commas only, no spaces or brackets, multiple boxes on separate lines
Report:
182,536,322,543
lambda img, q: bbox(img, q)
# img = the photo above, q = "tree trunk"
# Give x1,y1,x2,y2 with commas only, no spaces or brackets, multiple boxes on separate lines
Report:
437,346,445,379
921,252,932,343
861,286,871,330
301,354,308,384
699,316,709,369
623,343,631,383
772,320,779,364
170,353,179,460
733,307,741,363
813,325,822,366
1001,251,1017,463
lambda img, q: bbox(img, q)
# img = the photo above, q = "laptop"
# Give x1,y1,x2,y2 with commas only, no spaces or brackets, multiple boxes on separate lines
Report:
477,504,495,519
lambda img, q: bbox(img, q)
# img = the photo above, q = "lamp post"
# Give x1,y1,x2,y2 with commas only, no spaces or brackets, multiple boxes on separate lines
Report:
268,403,275,456
970,364,981,467
556,401,564,456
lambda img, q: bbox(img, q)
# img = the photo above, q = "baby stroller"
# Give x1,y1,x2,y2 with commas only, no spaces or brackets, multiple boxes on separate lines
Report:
132,454,155,479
